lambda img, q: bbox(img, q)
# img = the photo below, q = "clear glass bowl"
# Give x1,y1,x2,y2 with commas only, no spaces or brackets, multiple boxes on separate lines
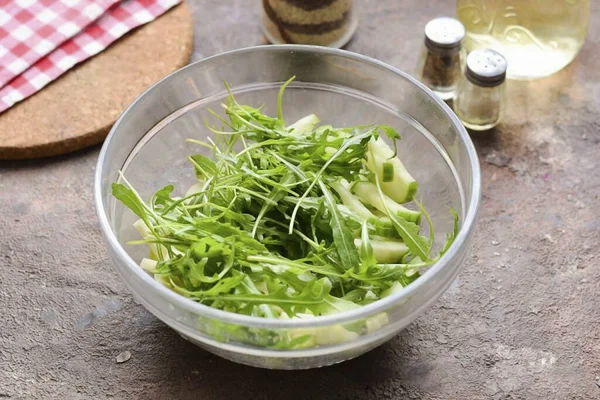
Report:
95,45,480,369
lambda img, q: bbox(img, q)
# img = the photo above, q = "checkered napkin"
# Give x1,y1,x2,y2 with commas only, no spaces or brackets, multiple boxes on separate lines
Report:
0,0,182,113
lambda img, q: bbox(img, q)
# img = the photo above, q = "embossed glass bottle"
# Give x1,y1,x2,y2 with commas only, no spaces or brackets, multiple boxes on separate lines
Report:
457,0,591,79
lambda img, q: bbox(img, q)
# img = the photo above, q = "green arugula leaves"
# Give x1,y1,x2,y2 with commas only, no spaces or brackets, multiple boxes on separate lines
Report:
112,78,459,327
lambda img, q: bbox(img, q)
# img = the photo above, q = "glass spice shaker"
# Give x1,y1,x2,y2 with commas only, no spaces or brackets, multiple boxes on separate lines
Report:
454,49,507,131
416,17,466,100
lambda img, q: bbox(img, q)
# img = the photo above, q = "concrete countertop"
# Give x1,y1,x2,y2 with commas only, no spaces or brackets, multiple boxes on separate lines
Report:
1,1,598,398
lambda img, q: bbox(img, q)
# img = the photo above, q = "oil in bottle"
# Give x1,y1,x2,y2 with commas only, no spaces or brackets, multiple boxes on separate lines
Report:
456,0,590,79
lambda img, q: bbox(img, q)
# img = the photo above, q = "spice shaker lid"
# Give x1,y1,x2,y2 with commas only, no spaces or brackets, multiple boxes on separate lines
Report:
424,17,465,50
465,49,508,87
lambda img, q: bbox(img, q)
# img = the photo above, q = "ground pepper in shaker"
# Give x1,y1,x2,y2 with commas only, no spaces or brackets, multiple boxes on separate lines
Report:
416,17,466,100
454,49,507,131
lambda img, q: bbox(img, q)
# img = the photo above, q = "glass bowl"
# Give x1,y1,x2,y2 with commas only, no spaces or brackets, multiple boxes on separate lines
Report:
95,45,480,369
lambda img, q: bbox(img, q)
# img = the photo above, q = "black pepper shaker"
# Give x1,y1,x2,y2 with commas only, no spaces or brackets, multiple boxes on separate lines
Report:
415,17,466,100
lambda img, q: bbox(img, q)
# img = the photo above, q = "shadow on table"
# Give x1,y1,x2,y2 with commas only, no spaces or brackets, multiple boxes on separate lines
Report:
139,326,427,400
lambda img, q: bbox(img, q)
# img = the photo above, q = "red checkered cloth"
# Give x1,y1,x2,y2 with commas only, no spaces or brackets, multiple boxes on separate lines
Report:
0,0,182,113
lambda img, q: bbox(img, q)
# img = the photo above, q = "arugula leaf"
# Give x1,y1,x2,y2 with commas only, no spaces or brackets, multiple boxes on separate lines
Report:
369,148,431,260
415,198,436,251
152,185,175,208
171,272,247,298
439,207,460,257
378,125,401,158
112,183,148,220
391,217,430,260
277,76,295,122
379,124,401,140
252,171,296,238
319,181,361,271
358,221,377,274
189,154,218,180
208,277,333,316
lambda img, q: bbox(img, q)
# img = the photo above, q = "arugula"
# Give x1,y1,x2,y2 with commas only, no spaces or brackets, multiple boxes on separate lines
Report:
319,180,360,271
112,77,460,346
112,182,148,220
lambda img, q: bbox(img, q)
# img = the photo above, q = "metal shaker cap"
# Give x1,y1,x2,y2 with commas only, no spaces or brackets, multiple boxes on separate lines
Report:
424,17,465,51
465,49,508,87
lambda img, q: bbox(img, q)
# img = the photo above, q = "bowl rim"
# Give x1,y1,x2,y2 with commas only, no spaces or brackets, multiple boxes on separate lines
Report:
95,44,481,329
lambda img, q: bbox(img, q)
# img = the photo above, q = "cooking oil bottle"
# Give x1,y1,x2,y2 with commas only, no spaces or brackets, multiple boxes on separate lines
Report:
456,0,591,80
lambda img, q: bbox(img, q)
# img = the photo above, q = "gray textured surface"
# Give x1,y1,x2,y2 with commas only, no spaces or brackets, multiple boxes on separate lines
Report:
1,1,599,399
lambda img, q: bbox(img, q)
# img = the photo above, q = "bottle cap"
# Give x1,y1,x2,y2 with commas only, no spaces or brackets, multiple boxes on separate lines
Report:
424,17,465,51
465,49,508,87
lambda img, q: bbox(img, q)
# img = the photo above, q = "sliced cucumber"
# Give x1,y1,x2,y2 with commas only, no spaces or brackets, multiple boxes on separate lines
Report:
366,216,397,238
353,238,409,263
381,281,403,298
140,257,158,272
185,181,205,197
352,181,421,223
134,219,172,261
365,312,390,332
365,138,417,203
331,180,373,220
288,114,320,135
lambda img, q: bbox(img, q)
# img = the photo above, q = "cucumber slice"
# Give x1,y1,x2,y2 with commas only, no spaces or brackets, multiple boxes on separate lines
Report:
366,138,417,203
331,180,373,220
381,281,403,298
140,258,158,272
353,238,409,263
366,216,397,238
352,181,421,223
288,114,320,135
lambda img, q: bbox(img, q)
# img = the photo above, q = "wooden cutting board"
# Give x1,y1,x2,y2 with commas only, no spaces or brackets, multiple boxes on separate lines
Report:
0,2,193,160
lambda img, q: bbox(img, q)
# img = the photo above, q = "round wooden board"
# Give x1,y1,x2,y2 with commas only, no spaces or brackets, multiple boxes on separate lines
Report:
0,2,193,160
